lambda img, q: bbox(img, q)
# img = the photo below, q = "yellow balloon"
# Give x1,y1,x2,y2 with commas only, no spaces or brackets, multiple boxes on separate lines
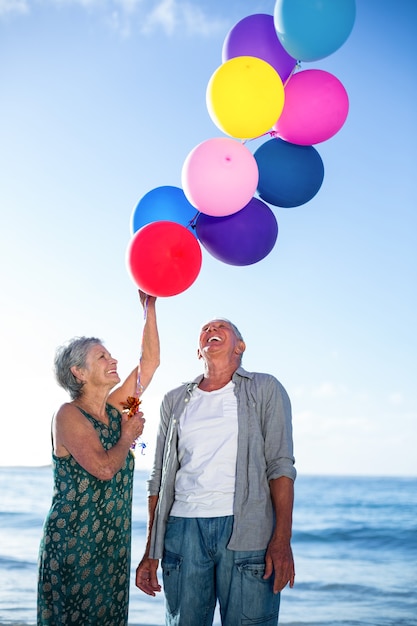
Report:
206,56,285,140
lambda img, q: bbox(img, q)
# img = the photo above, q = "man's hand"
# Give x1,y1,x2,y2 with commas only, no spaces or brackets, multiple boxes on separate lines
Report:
263,536,295,594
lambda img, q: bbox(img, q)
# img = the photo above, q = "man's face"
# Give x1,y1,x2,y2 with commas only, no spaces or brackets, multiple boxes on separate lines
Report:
198,319,244,360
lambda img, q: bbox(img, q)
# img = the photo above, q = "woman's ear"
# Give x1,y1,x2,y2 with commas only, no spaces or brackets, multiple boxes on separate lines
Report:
70,365,85,382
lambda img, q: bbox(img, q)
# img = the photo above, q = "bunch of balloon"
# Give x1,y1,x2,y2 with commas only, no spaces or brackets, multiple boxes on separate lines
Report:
126,0,356,289
178,14,290,267
185,3,354,267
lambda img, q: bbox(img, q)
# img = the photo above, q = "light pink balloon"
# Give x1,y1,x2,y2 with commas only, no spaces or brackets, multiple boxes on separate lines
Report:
273,69,349,145
181,137,259,217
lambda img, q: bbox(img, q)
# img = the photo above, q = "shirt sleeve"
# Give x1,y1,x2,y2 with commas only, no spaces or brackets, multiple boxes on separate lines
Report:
147,391,172,496
260,374,297,482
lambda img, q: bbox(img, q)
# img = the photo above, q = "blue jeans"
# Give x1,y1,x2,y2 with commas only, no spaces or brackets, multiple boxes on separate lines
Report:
161,516,280,626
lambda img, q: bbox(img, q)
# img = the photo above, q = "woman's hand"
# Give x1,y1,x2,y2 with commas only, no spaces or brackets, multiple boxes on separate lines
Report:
139,289,156,309
121,410,145,445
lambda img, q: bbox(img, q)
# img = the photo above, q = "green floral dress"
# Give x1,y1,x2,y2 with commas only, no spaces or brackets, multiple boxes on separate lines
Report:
37,404,135,626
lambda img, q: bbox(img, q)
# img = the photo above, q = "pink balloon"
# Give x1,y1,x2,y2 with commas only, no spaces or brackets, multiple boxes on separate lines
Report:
273,69,349,145
181,137,259,217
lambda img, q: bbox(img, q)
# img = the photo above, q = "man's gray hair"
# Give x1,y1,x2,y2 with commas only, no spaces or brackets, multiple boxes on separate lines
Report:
222,319,244,342
201,318,244,342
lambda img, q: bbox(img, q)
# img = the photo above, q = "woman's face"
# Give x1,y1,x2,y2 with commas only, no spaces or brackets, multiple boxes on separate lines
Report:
77,343,121,388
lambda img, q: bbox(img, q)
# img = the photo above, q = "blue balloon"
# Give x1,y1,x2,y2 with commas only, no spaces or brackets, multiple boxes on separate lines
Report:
274,0,356,62
196,197,278,266
130,186,199,237
254,138,324,208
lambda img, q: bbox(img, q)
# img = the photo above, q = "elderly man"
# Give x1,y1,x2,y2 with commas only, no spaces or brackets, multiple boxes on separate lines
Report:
136,318,296,626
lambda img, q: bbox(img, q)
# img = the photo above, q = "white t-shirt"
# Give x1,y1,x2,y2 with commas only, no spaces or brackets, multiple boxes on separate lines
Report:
170,381,238,517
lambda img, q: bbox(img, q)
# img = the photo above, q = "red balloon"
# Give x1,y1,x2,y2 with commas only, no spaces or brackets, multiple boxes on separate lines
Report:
126,221,202,297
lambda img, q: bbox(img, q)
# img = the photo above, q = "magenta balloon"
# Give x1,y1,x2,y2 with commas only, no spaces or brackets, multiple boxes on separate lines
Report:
274,69,349,145
222,13,297,83
181,137,259,217
195,197,278,266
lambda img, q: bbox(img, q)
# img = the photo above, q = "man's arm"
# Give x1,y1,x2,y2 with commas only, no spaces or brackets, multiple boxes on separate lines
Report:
135,495,162,596
263,476,295,593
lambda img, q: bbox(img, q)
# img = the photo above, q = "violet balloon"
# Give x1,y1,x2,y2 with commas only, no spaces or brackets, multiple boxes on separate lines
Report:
196,197,278,266
274,69,349,145
222,13,297,83
254,138,324,208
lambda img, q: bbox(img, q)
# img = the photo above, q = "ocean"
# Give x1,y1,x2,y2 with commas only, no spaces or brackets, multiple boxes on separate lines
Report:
0,467,416,626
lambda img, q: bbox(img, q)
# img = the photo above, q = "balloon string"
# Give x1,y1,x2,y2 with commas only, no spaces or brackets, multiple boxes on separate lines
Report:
283,60,301,87
135,294,149,397
187,210,200,231
242,61,301,146
243,130,279,145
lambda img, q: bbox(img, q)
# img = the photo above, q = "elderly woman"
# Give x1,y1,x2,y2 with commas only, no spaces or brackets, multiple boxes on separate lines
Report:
37,292,160,626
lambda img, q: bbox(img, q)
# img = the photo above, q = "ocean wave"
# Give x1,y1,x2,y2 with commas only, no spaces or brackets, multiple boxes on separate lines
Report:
0,555,35,570
293,526,417,553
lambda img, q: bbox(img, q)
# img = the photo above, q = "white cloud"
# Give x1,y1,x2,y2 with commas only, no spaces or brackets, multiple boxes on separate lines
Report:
114,0,142,13
312,381,347,398
142,0,177,35
139,0,227,36
48,0,101,6
45,0,100,8
180,1,226,37
140,0,227,37
0,0,29,17
388,392,404,405
0,0,227,38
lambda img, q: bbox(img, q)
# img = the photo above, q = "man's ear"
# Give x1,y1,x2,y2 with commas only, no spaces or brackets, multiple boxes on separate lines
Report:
197,348,203,360
235,340,246,355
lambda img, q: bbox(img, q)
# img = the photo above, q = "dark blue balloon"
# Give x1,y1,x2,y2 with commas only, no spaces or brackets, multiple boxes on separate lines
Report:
196,197,278,266
130,186,199,237
254,138,324,207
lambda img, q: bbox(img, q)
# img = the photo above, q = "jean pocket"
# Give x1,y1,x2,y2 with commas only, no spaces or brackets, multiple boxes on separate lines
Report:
162,550,183,616
237,561,280,624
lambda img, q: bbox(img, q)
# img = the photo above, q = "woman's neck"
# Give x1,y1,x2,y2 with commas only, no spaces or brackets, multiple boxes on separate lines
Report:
73,394,109,423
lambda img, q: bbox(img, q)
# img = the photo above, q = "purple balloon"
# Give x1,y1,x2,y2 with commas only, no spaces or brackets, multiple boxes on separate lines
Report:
196,197,278,266
222,13,297,83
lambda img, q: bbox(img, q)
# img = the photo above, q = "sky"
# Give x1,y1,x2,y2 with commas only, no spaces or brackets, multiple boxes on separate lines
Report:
0,0,416,476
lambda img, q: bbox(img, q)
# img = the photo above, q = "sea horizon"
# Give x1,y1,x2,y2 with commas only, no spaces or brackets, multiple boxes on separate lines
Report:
2,463,417,478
